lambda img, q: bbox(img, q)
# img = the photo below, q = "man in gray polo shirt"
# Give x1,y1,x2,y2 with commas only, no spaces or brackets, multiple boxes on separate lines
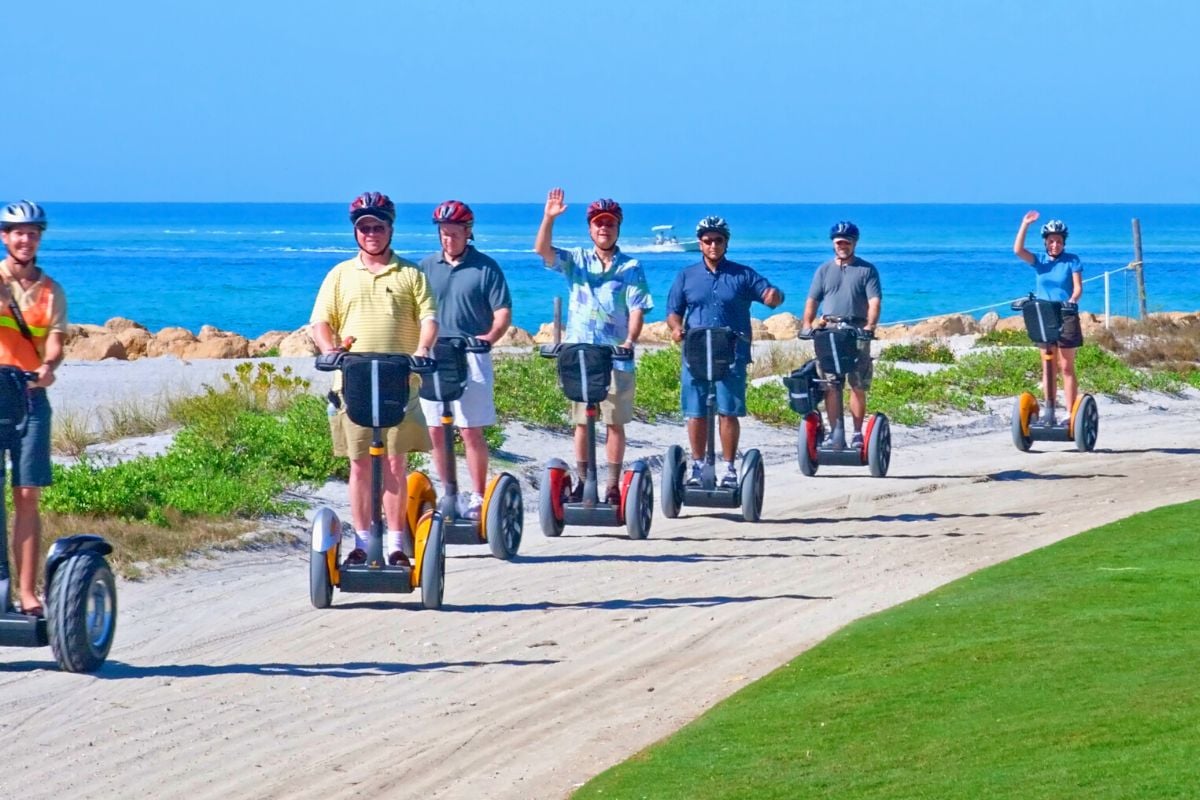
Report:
419,200,513,519
802,221,882,450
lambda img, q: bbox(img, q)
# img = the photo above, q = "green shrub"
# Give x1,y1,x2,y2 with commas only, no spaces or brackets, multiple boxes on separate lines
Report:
493,351,569,430
634,347,683,422
745,382,792,426
975,329,1034,347
878,340,956,364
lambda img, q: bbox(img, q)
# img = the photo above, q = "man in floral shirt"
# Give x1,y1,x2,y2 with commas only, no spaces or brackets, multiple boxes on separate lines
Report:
535,188,653,503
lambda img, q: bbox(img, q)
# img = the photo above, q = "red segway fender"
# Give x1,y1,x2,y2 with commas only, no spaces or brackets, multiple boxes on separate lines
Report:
617,467,636,524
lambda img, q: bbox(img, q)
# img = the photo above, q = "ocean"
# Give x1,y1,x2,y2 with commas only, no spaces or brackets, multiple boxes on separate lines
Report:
37,203,1200,339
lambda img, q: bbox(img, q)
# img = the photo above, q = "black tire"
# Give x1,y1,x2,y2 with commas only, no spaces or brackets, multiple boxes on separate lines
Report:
740,449,765,523
661,444,685,519
539,466,566,537
625,470,654,540
309,546,333,609
1074,394,1099,452
421,514,445,610
1012,394,1035,452
47,552,117,673
867,414,892,478
486,473,524,560
798,412,820,477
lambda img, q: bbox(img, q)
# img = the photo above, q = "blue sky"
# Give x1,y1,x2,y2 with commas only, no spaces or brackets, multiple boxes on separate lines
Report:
8,0,1198,203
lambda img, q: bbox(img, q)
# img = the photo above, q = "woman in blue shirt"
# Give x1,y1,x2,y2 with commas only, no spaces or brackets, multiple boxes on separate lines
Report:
1013,210,1084,423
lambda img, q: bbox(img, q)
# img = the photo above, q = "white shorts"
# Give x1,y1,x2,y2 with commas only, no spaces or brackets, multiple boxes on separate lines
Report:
419,351,498,429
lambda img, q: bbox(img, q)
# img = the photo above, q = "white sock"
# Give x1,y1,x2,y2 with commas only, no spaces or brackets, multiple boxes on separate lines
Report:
692,459,704,471
355,530,369,550
387,530,405,554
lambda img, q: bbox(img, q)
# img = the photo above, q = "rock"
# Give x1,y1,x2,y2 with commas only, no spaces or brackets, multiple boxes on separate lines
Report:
1078,312,1106,337
147,326,199,358
249,330,290,356
198,324,231,341
977,311,1000,334
154,326,198,344
65,332,127,361
909,313,976,338
277,327,318,357
183,335,250,360
532,323,558,345
873,323,911,341
641,321,674,343
104,316,146,334
995,315,1026,332
763,312,803,340
750,318,774,340
494,326,534,347
117,327,152,359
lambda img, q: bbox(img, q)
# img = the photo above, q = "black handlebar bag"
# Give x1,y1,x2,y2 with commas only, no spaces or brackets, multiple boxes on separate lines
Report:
683,328,737,383
784,360,820,415
419,339,469,403
1021,299,1063,345
813,327,860,376
557,344,613,404
0,367,29,450
342,356,412,429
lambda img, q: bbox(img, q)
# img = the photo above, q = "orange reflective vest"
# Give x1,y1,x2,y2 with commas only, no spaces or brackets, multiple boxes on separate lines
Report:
0,273,59,371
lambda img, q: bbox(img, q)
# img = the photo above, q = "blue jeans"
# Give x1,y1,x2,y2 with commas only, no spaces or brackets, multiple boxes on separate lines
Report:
681,360,748,418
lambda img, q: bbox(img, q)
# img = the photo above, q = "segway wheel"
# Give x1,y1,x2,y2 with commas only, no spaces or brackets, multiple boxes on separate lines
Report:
309,547,334,609
797,412,821,477
1073,394,1100,452
739,449,765,523
1011,393,1037,452
405,472,437,558
47,551,117,673
625,469,654,540
420,513,446,610
484,473,524,560
867,413,892,478
538,466,567,537
661,444,685,519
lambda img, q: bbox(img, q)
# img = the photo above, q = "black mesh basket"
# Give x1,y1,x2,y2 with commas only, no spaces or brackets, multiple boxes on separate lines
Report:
813,327,860,376
0,366,28,449
783,360,820,415
342,356,412,428
1021,299,1063,344
419,339,469,403
683,327,737,382
557,344,613,404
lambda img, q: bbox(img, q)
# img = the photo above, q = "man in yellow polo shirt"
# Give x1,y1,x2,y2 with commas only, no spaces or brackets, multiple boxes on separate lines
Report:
310,192,438,566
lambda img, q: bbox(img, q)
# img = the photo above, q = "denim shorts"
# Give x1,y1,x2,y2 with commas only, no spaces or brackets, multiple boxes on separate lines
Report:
681,359,748,418
6,388,53,488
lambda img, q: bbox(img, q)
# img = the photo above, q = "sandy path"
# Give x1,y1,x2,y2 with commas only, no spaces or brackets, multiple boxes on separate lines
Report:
3,394,1199,800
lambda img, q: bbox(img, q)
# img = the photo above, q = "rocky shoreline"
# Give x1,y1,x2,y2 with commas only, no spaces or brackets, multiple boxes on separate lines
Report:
63,309,1199,362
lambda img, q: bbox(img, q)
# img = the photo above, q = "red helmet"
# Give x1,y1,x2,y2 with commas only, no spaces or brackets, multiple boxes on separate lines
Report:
586,198,623,224
432,200,474,226
349,191,396,225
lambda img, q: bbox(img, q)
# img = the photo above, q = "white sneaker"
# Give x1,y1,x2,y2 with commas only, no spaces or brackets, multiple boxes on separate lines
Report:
466,492,483,520
455,492,472,518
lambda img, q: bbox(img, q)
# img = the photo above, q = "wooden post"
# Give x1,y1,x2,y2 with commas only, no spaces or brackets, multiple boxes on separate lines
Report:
553,297,562,345
1131,218,1148,319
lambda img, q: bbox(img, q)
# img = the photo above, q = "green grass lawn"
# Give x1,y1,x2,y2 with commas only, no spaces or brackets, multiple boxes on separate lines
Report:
576,500,1200,799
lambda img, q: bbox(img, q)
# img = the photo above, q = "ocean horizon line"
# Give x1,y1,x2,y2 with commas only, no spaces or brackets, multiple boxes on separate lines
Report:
30,200,1200,208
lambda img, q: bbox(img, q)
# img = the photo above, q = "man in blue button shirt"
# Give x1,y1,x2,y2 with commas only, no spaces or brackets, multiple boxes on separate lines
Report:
666,216,783,488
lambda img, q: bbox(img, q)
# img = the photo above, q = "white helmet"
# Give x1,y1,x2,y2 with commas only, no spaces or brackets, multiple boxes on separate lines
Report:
1040,219,1068,240
0,200,48,231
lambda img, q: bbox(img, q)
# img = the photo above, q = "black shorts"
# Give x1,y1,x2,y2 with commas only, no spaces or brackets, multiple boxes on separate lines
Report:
1055,314,1084,349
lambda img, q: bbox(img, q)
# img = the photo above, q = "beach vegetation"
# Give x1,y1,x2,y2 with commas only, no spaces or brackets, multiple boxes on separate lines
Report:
51,410,101,457
747,343,810,380
492,349,570,430
974,329,1032,347
634,346,683,422
577,499,1200,800
877,340,956,364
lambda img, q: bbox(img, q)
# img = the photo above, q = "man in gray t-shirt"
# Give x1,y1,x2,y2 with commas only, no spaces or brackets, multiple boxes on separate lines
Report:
419,200,513,519
802,221,883,449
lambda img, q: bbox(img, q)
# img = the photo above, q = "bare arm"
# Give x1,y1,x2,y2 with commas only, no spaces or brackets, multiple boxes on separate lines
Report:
624,308,645,347
481,307,512,343
1069,272,1082,304
1014,210,1039,265
762,287,784,308
32,330,64,388
865,297,881,330
667,312,684,343
415,317,438,357
534,188,568,266
802,297,820,329
311,321,340,354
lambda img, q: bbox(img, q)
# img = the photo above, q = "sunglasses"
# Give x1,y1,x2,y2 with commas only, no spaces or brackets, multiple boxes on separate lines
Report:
356,223,389,235
700,237,727,246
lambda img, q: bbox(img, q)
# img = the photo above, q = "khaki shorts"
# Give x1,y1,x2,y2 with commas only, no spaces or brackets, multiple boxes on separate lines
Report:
815,339,874,391
570,369,635,426
330,395,432,460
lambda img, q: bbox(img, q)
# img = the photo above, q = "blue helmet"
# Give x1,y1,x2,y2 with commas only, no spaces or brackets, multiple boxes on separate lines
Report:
1041,219,1068,240
829,221,859,241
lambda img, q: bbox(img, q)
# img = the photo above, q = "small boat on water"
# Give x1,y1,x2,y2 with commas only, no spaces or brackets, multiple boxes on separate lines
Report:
625,225,700,254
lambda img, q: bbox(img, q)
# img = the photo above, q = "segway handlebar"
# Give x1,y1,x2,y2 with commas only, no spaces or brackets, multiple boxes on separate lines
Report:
315,351,437,374
797,317,874,341
434,335,492,354
538,343,635,361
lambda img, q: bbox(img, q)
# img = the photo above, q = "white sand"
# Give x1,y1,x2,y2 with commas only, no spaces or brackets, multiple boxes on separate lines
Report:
3,356,1199,800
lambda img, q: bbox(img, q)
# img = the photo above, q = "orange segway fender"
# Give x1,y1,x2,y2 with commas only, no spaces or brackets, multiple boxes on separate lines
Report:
479,474,502,542
1066,394,1084,439
411,509,435,589
1018,392,1039,437
406,472,437,534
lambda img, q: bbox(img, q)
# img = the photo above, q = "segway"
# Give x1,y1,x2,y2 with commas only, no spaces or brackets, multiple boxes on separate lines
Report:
410,336,523,560
659,327,765,522
1009,295,1099,452
0,368,117,672
308,350,447,610
537,343,654,539
788,318,891,477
